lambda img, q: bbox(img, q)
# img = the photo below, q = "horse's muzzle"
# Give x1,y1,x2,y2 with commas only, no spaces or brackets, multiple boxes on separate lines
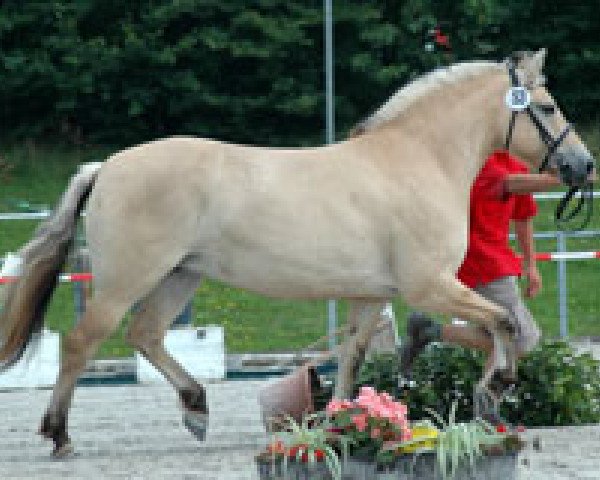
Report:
556,152,596,187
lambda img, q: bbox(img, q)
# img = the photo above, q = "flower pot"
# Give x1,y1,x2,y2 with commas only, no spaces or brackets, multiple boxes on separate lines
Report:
258,365,321,431
290,461,334,480
256,458,285,480
382,451,518,479
342,457,378,480
256,459,333,480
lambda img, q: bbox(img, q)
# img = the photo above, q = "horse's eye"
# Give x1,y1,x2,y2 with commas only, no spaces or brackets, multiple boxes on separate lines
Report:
535,103,555,115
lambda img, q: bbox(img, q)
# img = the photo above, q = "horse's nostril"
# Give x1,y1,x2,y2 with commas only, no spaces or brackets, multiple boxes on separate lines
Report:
586,161,595,174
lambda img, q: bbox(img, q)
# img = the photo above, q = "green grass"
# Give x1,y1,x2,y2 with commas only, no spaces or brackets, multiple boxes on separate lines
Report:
1,131,600,357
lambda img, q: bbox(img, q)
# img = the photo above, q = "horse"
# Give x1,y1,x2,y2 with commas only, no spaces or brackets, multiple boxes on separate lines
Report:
0,48,594,457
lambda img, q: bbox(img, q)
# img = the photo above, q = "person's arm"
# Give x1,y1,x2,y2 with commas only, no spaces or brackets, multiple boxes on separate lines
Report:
514,217,541,298
504,172,561,194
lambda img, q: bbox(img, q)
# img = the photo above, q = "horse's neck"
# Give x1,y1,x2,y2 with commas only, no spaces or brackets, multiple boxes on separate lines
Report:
389,73,506,192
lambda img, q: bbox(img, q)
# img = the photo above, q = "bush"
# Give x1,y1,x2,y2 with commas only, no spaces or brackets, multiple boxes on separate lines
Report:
355,340,600,427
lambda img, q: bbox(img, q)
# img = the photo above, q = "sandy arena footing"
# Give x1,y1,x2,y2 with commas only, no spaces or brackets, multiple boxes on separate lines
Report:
0,381,598,479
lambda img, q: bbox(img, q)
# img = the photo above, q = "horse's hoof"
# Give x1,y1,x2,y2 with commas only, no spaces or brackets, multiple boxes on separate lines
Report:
489,370,517,396
473,384,500,421
51,441,74,459
498,317,516,335
182,410,208,441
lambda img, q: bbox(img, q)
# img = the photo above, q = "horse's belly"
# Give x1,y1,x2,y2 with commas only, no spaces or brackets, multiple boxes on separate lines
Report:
183,249,398,299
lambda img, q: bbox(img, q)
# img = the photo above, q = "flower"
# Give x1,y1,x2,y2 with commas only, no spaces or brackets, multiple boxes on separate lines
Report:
266,440,286,455
351,413,369,432
258,414,344,480
325,398,353,415
325,387,412,459
395,422,439,453
300,449,325,462
287,445,327,462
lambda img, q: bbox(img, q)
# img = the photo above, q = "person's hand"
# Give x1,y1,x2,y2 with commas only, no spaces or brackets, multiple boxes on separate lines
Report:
525,265,541,298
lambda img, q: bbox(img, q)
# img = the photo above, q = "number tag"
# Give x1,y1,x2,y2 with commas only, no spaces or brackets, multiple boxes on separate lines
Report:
505,87,531,111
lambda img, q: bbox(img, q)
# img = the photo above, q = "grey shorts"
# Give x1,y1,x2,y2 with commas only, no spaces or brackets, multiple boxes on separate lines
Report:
462,276,541,355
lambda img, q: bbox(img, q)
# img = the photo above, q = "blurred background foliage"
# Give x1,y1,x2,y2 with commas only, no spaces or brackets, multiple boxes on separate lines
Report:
1,0,598,147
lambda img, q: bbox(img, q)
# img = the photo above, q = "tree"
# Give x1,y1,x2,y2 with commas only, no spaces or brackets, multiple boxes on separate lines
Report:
0,1,597,146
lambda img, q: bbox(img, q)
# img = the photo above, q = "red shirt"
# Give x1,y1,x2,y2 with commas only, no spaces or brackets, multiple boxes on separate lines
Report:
457,150,537,288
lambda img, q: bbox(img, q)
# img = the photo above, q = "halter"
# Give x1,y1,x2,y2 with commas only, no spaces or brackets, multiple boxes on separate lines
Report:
504,62,592,230
504,63,571,171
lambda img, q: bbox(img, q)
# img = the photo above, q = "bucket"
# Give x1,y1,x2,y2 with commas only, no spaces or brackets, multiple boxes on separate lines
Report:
258,365,325,431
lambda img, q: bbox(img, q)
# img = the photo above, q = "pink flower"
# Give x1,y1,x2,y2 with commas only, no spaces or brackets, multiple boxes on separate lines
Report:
371,427,381,439
401,427,413,442
326,398,351,415
380,392,393,403
351,413,369,432
358,386,377,398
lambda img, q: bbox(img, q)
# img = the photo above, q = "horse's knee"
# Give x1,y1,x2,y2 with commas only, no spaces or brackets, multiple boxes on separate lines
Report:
125,318,163,353
124,323,143,348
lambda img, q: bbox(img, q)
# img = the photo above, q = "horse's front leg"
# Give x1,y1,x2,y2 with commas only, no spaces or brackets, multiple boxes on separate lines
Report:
334,300,386,399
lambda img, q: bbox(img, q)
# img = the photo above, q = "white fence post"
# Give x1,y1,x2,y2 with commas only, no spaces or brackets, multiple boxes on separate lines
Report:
557,231,569,338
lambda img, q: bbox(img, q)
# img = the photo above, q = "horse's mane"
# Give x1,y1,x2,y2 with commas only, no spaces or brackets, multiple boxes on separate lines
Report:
351,61,503,136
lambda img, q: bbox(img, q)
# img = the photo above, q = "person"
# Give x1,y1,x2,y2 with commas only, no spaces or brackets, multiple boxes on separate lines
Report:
398,149,562,419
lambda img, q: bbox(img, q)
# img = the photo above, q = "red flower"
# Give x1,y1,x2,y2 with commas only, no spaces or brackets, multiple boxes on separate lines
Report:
300,449,325,462
496,424,508,434
432,27,451,49
287,444,305,458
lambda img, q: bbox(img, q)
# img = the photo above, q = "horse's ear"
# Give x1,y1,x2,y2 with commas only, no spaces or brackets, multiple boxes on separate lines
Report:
523,48,547,86
507,50,528,66
530,48,547,74
506,49,547,87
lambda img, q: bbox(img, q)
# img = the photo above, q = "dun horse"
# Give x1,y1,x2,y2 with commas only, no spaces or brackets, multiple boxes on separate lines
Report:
0,49,594,457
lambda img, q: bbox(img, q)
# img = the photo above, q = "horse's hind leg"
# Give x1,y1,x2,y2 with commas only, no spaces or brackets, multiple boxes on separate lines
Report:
125,269,208,440
40,295,131,457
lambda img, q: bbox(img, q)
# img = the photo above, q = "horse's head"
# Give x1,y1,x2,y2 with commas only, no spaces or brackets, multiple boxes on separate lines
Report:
500,49,595,187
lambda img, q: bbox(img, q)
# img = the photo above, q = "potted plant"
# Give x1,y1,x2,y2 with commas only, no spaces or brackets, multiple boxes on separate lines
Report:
325,386,413,479
255,413,346,480
378,403,524,479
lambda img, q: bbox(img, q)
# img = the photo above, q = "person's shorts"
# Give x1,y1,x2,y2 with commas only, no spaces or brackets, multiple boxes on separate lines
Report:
457,276,541,355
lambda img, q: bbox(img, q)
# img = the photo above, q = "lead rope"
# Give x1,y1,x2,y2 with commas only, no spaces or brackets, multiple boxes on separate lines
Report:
555,182,594,231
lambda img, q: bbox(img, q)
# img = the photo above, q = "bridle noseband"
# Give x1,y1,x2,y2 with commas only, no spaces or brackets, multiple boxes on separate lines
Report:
504,62,592,230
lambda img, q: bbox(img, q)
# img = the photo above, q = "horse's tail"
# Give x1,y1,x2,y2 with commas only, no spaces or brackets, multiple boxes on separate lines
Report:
0,162,102,370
